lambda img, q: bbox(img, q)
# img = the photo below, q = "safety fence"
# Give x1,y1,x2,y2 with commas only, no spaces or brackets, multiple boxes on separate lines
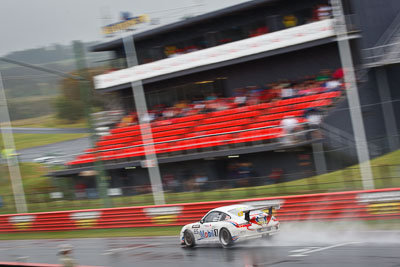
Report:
0,187,399,232
1,163,398,214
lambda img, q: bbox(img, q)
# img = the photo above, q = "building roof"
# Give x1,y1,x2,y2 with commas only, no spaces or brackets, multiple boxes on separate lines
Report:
91,0,278,52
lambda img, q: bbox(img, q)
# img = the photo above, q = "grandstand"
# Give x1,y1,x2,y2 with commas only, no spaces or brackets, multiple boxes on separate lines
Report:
50,0,400,196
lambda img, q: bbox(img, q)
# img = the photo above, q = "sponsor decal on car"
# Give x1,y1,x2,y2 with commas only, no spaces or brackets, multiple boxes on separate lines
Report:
8,215,35,230
254,215,268,225
192,224,200,228
143,206,183,225
357,191,400,215
198,229,218,240
70,211,101,228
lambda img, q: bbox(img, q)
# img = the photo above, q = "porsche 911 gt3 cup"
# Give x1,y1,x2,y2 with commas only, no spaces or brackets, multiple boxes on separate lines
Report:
180,204,280,248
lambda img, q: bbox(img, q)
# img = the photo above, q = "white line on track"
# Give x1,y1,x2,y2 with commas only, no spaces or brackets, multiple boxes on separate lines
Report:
289,242,362,257
289,247,319,253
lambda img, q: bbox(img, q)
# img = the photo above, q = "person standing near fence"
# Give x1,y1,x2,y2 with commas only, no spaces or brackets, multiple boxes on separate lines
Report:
58,244,76,267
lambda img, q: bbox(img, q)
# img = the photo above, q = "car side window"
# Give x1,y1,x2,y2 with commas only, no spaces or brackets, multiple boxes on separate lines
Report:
203,211,222,223
220,213,231,221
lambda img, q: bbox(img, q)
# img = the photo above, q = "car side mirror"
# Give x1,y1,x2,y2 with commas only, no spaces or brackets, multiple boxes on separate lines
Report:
200,219,204,224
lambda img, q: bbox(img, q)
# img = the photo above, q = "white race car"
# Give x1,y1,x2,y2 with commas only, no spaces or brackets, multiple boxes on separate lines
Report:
180,204,280,248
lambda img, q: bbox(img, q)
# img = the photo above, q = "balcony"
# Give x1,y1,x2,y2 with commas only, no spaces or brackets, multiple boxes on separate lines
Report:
94,19,335,90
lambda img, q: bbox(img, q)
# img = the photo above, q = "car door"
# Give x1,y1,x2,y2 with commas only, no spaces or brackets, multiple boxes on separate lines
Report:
197,211,222,243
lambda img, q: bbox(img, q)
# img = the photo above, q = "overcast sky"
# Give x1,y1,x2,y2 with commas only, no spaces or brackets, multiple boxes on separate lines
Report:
0,0,251,56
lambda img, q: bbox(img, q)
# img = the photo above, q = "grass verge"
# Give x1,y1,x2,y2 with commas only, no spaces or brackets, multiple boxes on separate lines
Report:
8,133,89,150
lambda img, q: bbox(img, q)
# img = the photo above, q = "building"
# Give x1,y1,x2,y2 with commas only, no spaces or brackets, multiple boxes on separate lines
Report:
50,0,400,195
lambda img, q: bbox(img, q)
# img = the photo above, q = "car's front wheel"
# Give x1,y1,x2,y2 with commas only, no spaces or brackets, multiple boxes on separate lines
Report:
219,228,234,248
183,230,196,247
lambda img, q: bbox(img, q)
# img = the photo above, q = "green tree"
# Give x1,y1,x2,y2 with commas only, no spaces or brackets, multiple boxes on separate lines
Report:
54,96,84,122
54,67,107,122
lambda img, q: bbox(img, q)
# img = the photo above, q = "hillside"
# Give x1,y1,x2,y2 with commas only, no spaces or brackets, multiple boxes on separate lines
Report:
0,42,110,121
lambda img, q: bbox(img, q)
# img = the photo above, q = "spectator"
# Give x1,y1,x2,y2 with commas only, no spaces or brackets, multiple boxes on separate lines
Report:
316,69,331,81
269,168,283,184
58,244,76,267
205,93,218,101
325,79,342,92
281,85,296,99
75,182,86,199
281,116,299,144
162,107,176,119
234,94,247,107
313,4,333,21
195,173,209,191
332,68,344,80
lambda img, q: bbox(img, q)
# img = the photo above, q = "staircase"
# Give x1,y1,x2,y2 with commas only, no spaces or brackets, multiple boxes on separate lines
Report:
363,12,400,67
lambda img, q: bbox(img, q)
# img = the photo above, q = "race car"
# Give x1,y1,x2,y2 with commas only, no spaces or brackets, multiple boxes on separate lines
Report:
180,204,280,248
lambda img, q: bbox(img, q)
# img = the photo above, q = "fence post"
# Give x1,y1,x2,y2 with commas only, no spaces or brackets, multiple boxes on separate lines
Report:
379,165,391,188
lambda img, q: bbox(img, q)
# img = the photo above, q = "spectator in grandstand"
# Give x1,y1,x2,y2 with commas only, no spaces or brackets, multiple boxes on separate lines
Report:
305,108,323,126
332,68,344,80
194,173,209,191
141,112,155,123
304,108,323,139
259,87,277,102
175,100,189,109
163,173,182,192
281,115,299,144
205,93,218,101
324,79,342,92
227,162,239,187
75,182,86,199
268,168,283,184
234,91,247,107
297,83,314,96
313,3,333,21
316,69,332,81
249,25,269,37
162,107,176,119
281,84,296,99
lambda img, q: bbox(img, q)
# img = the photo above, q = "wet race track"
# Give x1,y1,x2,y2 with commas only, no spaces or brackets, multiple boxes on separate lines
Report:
1,226,400,267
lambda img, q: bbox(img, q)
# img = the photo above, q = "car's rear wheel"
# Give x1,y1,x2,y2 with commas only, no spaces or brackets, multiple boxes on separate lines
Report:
183,230,196,247
219,228,233,248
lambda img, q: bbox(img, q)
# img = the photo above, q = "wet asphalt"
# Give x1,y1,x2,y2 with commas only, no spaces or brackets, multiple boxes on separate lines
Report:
1,228,399,267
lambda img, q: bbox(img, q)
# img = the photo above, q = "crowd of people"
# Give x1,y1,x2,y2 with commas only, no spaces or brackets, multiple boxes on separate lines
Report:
116,68,344,128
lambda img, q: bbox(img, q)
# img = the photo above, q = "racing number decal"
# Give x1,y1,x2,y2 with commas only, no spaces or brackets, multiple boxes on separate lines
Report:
214,229,218,237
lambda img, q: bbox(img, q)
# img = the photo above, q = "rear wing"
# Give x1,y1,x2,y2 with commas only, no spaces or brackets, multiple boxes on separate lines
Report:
243,204,280,222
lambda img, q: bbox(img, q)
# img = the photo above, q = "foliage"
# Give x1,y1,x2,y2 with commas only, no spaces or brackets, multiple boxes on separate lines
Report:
55,67,108,122
54,96,85,122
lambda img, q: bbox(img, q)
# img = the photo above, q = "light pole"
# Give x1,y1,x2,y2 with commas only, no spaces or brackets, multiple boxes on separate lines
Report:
123,35,165,205
0,72,27,213
0,47,111,208
331,0,375,189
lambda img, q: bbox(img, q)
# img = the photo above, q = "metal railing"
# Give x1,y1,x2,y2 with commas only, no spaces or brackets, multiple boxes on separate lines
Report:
0,164,398,214
362,11,400,67
320,122,382,157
